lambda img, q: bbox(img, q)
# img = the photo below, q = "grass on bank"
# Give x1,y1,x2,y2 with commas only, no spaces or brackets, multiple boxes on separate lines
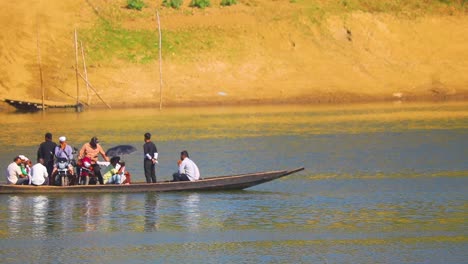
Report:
80,21,228,64
81,0,467,65
221,0,237,6
127,0,145,10
162,0,184,9
190,0,211,8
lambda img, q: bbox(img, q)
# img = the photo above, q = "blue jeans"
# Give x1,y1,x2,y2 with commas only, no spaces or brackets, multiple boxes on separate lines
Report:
16,177,29,185
107,174,124,184
172,173,190,182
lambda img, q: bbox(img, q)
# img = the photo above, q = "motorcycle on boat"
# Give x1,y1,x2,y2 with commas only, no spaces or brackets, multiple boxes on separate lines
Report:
55,158,74,186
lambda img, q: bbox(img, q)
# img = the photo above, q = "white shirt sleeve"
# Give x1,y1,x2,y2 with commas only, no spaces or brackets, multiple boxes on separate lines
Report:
153,153,158,159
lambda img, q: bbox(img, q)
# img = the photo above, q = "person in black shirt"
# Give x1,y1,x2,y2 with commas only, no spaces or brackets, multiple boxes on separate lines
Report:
143,132,158,183
37,132,57,185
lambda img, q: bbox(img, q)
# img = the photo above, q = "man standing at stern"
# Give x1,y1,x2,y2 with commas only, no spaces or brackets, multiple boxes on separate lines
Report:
143,132,158,183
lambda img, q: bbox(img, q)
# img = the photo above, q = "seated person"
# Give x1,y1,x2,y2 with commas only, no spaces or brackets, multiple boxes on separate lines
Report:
172,150,200,182
102,157,126,184
52,136,75,177
18,155,32,184
31,158,49,186
6,156,29,185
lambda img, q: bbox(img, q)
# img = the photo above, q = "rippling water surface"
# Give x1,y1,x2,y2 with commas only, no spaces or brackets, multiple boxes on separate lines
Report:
0,103,467,263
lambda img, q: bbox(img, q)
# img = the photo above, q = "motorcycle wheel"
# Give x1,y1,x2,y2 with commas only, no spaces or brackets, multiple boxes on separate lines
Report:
61,174,69,186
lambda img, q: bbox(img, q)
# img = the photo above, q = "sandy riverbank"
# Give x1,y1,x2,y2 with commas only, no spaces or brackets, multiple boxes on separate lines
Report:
0,0,467,109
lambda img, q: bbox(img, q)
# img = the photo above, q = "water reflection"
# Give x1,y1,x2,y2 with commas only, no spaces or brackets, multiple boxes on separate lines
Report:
31,196,48,238
181,193,201,232
83,195,105,232
7,196,23,235
144,193,159,232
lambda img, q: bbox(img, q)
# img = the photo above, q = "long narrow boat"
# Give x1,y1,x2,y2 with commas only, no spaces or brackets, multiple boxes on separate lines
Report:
0,168,304,194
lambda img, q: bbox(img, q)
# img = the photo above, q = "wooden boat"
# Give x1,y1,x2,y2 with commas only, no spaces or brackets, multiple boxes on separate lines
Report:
0,167,304,194
3,98,83,112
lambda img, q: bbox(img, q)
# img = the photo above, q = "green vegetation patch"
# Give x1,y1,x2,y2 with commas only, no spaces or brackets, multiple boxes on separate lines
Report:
163,0,184,9
221,0,237,6
80,21,230,64
81,21,157,64
190,0,211,8
127,0,146,11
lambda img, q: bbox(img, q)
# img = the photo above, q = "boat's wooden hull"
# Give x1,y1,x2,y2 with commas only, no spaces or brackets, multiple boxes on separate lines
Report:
3,98,82,112
0,168,304,194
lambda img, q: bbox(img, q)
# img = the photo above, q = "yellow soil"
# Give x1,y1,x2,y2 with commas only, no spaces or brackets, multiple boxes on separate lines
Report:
1,0,467,109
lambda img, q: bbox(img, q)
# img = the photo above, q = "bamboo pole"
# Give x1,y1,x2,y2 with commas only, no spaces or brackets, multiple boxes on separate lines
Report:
156,11,163,110
80,41,91,105
37,28,45,111
75,70,112,109
56,86,87,105
74,29,80,106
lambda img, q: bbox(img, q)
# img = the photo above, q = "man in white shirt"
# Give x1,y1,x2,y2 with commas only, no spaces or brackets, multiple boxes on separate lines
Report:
6,156,29,185
173,150,200,182
31,158,49,186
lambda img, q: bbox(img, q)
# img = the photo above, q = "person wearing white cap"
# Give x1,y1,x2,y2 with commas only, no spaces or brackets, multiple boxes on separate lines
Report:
18,155,32,184
54,136,73,160
52,136,74,183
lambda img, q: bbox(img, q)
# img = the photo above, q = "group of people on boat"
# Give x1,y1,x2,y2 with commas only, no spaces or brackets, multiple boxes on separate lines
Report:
5,132,200,186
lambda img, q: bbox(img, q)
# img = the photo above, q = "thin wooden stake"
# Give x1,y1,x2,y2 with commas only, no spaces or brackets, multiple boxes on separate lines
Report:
80,41,91,105
156,11,163,110
74,29,80,106
75,70,112,109
37,28,45,111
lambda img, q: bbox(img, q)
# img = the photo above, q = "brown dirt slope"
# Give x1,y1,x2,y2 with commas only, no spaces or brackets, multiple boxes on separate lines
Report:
1,0,467,108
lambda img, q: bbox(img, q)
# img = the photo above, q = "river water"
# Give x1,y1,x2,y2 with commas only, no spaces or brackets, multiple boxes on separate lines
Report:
0,102,467,263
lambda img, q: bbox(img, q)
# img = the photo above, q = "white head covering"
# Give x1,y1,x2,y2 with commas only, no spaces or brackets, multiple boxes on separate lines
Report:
59,136,67,142
18,155,29,161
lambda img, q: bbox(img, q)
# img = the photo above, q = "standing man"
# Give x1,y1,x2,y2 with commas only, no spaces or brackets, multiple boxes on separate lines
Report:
143,132,158,183
79,136,110,185
37,132,56,185
173,150,200,182
6,156,29,185
31,158,48,186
